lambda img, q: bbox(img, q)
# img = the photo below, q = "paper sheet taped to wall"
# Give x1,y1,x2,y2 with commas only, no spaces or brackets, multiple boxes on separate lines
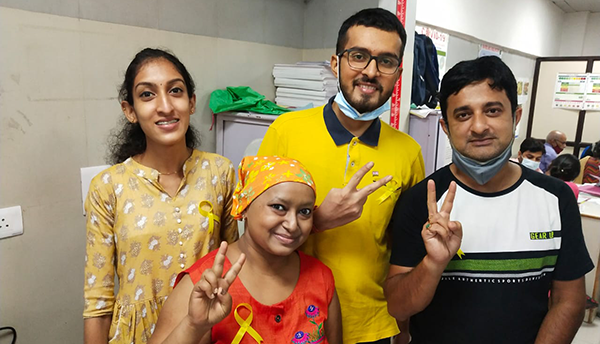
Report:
553,73,600,111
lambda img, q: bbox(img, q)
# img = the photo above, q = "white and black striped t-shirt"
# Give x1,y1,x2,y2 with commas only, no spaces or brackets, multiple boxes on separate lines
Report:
390,162,594,344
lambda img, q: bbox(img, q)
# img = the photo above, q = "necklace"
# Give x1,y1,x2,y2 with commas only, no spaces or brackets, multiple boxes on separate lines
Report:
157,168,181,176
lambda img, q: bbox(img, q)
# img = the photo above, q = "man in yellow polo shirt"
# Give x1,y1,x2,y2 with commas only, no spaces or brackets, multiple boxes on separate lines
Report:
259,8,424,344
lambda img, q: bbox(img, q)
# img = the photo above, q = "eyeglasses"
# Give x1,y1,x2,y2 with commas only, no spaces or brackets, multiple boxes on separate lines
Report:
337,49,401,75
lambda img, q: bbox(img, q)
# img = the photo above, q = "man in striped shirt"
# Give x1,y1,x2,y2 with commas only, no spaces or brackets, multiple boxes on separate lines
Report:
384,56,593,344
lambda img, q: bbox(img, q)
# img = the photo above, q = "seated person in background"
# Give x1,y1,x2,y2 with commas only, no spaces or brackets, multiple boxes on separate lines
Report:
540,130,567,173
582,140,600,184
514,137,544,171
149,156,342,344
546,154,581,198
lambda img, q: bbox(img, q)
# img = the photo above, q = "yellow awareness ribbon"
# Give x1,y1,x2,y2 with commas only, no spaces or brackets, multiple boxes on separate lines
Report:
231,303,263,344
198,201,220,237
457,248,465,259
377,179,401,204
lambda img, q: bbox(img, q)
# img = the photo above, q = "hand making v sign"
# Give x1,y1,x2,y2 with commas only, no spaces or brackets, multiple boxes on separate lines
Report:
188,242,246,329
422,180,463,266
314,161,393,231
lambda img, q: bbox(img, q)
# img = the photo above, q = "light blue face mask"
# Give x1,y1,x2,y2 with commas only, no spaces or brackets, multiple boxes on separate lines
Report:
448,122,516,185
333,56,390,121
521,158,540,171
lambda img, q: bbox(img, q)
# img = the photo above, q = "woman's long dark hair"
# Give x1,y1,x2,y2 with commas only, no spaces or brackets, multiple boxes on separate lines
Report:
108,48,200,164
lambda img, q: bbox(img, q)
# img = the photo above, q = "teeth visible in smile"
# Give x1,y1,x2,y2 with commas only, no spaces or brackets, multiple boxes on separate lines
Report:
359,85,377,90
157,119,178,125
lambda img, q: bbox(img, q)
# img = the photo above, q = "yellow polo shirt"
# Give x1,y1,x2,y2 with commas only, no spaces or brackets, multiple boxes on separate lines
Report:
258,99,425,343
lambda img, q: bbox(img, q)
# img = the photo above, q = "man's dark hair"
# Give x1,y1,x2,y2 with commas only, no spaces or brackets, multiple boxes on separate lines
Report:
336,8,407,59
519,137,545,155
547,154,580,182
439,56,518,122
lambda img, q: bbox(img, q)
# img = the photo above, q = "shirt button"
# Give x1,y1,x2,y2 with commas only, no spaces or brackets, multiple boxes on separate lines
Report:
176,219,182,224
351,161,355,167
353,141,357,146
178,228,182,233
274,315,281,323
180,253,185,258
175,207,180,213
180,263,185,269
179,241,183,246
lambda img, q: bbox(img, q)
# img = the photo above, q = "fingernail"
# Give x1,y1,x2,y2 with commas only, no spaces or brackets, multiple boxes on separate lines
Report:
218,287,224,295
214,288,218,294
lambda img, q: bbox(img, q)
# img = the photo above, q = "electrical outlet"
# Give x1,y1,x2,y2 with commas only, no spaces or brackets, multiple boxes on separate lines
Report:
0,206,24,239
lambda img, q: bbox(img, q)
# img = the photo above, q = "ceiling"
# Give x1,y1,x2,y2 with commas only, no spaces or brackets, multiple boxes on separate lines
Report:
551,0,600,13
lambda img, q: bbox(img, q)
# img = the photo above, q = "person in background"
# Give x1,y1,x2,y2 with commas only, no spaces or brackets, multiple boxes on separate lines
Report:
83,48,238,344
540,130,567,172
149,156,342,344
385,56,592,344
514,137,544,172
258,8,424,344
582,140,600,184
546,154,581,198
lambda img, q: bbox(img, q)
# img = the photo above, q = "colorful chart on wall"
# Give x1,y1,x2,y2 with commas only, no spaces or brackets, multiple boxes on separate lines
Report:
552,73,588,109
584,74,600,111
517,77,530,105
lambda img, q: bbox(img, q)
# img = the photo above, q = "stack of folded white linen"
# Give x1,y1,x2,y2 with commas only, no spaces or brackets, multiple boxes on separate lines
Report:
273,61,337,108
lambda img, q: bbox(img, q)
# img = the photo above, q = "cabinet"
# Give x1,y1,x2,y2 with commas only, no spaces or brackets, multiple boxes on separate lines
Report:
215,112,278,171
408,111,452,177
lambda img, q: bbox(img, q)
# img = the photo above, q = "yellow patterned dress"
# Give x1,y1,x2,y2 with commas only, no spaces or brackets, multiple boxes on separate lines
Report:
83,150,239,343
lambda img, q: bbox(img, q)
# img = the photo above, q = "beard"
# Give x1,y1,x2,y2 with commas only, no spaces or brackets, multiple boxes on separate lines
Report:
340,75,393,113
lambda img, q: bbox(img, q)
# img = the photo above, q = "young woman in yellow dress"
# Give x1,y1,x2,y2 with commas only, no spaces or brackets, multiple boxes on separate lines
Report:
83,48,239,344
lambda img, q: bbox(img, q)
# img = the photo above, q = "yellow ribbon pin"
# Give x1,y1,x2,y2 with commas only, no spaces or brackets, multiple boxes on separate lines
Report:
198,201,220,237
457,248,465,259
376,179,401,204
231,303,264,344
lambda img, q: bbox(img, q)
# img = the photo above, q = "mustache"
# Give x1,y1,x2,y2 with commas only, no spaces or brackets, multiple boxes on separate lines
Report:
353,76,382,90
467,133,496,141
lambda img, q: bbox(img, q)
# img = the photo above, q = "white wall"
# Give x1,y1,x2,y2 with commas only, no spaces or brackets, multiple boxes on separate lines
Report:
303,0,378,49
582,13,600,55
416,0,565,57
559,11,600,56
559,11,590,56
0,6,302,344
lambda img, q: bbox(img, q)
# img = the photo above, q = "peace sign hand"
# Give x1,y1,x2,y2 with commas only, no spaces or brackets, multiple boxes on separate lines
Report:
188,242,246,328
314,162,393,230
422,180,463,266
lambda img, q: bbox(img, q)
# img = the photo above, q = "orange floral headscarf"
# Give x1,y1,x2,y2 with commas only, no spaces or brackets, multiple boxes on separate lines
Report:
231,156,316,219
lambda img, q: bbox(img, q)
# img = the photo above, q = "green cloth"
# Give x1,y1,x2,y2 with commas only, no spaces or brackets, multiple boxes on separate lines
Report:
209,86,290,115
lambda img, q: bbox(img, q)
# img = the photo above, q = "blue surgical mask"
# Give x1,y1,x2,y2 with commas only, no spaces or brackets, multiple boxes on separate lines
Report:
521,158,540,171
333,91,389,121
448,122,516,185
333,56,390,121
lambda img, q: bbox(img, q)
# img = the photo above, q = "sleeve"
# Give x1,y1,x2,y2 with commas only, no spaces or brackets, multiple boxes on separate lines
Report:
409,148,426,188
83,175,117,318
539,153,551,173
322,262,335,306
220,161,239,244
257,123,286,157
389,181,429,268
553,184,594,281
